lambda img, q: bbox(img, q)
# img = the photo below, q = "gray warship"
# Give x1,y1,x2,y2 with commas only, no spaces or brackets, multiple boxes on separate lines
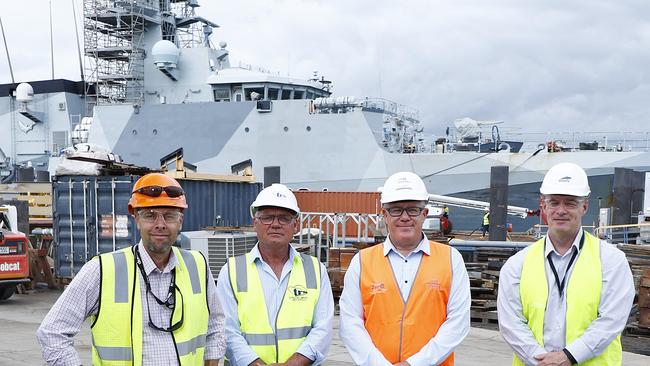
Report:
2,0,650,229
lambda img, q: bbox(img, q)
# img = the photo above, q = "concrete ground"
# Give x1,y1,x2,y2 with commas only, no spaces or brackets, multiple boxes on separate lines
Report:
1,289,648,365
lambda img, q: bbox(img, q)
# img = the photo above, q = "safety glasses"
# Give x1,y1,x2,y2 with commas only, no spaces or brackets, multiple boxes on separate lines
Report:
133,185,184,198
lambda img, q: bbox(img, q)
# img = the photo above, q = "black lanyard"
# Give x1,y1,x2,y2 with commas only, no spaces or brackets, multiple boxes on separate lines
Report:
546,233,585,298
134,245,176,308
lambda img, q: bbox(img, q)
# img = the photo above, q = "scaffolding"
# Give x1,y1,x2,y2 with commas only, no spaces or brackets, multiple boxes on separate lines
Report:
83,0,152,105
171,0,206,49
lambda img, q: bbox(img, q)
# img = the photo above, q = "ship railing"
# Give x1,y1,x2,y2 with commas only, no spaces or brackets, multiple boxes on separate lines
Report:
297,212,383,263
530,224,596,239
594,222,650,245
531,223,650,245
360,97,420,123
506,131,650,152
236,61,281,76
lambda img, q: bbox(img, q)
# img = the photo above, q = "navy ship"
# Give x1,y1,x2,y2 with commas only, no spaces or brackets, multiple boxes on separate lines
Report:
1,0,649,229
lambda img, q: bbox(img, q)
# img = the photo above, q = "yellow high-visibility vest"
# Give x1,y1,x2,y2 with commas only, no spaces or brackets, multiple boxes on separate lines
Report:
91,246,209,365
228,252,320,363
483,212,490,225
514,231,622,366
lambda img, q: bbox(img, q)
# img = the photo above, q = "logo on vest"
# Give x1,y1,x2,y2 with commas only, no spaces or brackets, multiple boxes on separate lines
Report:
425,279,441,290
289,285,308,301
369,282,387,294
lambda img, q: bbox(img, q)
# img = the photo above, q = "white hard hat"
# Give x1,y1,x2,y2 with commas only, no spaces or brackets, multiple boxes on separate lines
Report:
540,162,590,197
380,172,429,204
250,184,300,217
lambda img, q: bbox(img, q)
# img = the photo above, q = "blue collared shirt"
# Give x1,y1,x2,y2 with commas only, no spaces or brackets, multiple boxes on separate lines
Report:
339,234,471,366
216,244,334,365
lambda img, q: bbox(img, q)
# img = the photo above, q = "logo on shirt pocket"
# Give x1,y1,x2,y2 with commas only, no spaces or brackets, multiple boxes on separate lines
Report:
289,285,308,301
425,279,441,290
370,282,387,294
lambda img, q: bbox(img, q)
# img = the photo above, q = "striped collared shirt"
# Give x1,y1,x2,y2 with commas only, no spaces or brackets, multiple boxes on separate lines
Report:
37,242,226,365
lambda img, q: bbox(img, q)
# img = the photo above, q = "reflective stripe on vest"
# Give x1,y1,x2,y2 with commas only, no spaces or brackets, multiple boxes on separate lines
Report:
515,231,622,366
229,252,320,363
360,241,454,365
91,246,209,365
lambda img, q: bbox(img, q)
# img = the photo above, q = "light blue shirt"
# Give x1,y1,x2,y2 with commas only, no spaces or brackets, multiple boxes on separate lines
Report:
339,234,471,366
216,244,334,365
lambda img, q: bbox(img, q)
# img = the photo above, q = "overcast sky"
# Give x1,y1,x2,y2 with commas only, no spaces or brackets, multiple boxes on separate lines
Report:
2,0,650,138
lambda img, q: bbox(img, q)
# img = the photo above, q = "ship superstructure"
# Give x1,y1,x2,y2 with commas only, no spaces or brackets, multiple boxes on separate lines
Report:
1,0,650,230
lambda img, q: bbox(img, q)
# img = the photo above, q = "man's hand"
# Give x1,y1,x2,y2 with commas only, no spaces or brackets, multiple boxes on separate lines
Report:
283,353,312,366
534,351,571,366
204,360,220,366
249,359,266,366
393,362,410,366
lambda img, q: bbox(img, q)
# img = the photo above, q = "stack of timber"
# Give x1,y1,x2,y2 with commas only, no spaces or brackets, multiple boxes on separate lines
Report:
327,247,359,299
618,245,650,337
0,182,52,227
468,247,519,324
627,268,650,337
618,244,650,288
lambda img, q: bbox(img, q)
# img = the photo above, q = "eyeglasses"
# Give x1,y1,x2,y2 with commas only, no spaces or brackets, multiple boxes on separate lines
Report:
135,247,184,332
255,214,296,225
544,198,585,210
133,185,185,198
138,210,183,223
385,206,425,217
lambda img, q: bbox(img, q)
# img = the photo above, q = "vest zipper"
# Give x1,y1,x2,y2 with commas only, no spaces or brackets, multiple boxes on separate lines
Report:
398,306,406,362
274,287,288,363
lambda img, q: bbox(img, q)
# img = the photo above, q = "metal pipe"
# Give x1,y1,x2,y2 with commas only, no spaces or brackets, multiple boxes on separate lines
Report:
428,193,536,218
0,17,15,84
71,0,84,82
111,178,116,251
49,0,55,79
83,179,88,263
94,178,99,255
68,179,74,276
448,239,531,249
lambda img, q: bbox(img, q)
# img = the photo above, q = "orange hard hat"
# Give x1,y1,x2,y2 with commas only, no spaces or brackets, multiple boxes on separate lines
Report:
128,173,188,214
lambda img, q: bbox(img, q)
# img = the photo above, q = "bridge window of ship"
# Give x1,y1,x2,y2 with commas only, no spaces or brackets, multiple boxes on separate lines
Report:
294,90,305,99
281,89,292,100
213,87,230,102
268,87,279,100
244,87,264,100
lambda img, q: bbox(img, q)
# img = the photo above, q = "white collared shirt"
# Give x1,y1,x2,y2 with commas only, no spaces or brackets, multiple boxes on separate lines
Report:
339,234,471,366
216,244,334,366
497,231,635,365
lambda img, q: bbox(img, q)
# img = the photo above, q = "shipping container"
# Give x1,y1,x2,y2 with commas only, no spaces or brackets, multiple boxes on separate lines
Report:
294,191,381,214
53,175,262,278
294,191,382,238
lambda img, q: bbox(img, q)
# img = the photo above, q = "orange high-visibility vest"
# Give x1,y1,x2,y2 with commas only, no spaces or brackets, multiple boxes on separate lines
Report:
360,241,453,365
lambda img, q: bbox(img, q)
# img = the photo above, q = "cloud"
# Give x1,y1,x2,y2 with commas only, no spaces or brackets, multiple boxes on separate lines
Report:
2,0,650,137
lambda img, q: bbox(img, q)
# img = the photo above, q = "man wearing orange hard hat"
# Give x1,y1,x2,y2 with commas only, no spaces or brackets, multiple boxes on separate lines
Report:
38,173,226,365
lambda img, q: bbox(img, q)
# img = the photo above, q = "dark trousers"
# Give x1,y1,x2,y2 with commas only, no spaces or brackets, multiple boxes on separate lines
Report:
481,224,489,236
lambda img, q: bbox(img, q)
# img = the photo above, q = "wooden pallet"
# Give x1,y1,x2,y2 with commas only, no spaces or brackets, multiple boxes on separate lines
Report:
471,310,499,324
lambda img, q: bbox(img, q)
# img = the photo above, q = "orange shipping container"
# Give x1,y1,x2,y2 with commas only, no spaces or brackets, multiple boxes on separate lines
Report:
294,191,381,214
294,191,382,238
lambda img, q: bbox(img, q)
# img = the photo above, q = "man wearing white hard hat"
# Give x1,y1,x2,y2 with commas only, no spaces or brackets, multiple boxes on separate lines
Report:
498,162,634,366
339,172,470,365
215,184,334,366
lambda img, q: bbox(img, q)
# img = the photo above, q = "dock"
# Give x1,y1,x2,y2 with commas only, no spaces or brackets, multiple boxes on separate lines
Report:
1,289,649,365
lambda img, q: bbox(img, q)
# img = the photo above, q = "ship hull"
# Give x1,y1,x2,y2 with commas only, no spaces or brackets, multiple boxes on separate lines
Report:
87,100,650,230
